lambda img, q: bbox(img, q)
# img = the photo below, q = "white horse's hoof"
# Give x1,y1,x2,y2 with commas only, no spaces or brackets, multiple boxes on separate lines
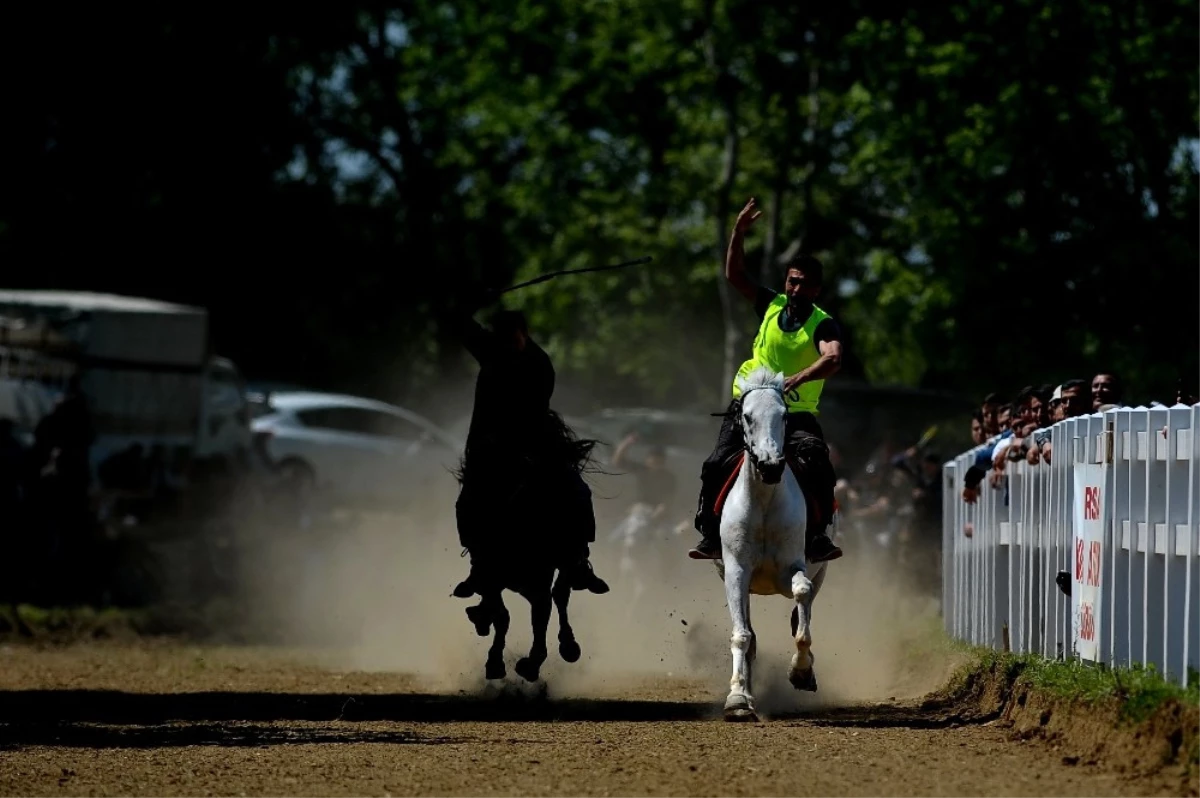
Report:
723,706,759,722
723,695,758,722
789,669,818,692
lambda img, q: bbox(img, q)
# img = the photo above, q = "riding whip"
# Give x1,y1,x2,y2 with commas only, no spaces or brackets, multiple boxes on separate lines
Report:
495,256,654,297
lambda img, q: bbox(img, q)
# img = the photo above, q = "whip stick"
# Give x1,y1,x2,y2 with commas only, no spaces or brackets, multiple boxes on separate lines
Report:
498,255,653,295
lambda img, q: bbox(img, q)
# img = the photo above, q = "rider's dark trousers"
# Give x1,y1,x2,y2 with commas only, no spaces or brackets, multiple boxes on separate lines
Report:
693,398,836,540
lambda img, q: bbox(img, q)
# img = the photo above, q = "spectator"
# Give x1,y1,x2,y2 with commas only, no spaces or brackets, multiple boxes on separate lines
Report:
1059,378,1092,419
990,400,1023,464
1037,379,1090,464
981,393,1002,438
1091,373,1123,411
962,401,1016,503
1027,384,1066,466
995,402,1012,436
1030,385,1052,428
970,410,987,446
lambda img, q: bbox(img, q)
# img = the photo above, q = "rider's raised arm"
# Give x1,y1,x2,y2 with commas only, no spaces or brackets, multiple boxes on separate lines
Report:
446,289,501,365
460,314,494,365
725,197,764,304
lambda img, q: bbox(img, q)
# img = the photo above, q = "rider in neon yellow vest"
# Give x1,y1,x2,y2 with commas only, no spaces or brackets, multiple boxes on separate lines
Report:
690,197,845,563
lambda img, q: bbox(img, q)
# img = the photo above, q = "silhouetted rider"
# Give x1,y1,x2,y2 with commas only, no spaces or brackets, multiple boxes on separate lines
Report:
451,294,608,598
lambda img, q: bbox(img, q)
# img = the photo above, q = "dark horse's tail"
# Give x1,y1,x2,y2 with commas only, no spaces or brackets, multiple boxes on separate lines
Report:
454,410,601,486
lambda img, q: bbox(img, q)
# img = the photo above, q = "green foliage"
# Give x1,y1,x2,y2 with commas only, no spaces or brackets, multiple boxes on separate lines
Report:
2,0,1196,408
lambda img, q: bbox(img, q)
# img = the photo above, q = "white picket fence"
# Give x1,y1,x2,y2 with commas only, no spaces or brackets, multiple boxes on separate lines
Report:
941,404,1200,686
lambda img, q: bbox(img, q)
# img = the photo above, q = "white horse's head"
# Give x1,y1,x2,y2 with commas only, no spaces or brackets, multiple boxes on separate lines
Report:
735,366,788,485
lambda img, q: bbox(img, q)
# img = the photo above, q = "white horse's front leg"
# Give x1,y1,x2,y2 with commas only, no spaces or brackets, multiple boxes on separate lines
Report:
788,568,817,692
722,552,757,722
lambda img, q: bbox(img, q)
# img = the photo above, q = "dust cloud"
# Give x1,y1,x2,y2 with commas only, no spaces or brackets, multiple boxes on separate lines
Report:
222,374,949,710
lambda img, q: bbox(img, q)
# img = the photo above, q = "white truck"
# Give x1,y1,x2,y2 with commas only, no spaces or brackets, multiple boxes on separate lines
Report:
0,290,252,492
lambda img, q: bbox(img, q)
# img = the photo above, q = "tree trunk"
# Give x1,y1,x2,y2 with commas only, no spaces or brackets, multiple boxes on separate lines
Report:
762,185,784,288
800,49,820,247
715,98,740,400
703,0,742,402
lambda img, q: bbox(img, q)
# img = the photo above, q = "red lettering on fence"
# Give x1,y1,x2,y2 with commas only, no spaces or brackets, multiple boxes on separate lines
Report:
1087,541,1102,587
1080,603,1096,642
1075,538,1085,581
1084,486,1100,521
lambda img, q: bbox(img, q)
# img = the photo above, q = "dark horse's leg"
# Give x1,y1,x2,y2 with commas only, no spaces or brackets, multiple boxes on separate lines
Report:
552,569,581,663
514,571,553,683
465,601,492,636
483,592,510,681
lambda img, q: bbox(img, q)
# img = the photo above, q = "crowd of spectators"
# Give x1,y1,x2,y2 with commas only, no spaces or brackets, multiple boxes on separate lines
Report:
961,373,1197,505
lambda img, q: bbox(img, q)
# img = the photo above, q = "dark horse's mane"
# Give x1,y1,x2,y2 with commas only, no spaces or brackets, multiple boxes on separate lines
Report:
453,409,602,486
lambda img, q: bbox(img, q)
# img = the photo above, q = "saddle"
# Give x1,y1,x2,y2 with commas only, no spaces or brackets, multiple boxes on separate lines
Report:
712,451,833,532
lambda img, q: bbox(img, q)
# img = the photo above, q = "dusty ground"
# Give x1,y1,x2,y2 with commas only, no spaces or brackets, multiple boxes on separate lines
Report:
0,640,1188,797
1,506,1191,796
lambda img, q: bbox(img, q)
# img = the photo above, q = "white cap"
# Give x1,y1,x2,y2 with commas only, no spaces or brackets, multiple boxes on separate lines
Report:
1051,385,1063,401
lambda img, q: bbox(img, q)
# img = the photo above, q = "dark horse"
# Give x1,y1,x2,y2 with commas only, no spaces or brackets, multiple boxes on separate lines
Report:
455,410,602,682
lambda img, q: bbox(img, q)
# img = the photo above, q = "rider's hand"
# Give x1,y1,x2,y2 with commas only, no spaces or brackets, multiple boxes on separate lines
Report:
733,197,763,234
467,286,502,312
783,374,804,394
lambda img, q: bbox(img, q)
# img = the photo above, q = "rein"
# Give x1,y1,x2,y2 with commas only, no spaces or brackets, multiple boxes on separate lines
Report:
736,383,785,473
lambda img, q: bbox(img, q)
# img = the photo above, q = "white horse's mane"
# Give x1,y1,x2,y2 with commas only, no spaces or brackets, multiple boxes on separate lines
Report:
738,366,785,395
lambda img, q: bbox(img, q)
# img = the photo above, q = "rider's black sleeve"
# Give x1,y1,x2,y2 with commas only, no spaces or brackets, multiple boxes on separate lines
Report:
813,317,842,345
461,316,496,365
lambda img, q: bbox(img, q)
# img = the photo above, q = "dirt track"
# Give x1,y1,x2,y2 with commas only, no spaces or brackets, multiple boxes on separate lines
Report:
0,503,1188,796
0,641,1184,797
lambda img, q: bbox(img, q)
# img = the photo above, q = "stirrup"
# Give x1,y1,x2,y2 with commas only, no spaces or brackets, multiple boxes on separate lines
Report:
688,537,721,560
568,561,610,594
806,536,843,564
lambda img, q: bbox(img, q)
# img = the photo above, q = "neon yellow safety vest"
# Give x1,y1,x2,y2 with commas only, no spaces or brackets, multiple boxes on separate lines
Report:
732,296,831,415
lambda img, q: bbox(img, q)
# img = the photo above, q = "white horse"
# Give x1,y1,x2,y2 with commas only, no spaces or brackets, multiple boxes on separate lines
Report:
713,366,829,722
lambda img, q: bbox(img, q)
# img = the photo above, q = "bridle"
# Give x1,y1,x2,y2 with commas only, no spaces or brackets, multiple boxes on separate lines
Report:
738,383,785,474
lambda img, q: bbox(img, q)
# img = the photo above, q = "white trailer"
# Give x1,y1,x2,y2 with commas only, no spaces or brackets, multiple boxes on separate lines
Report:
0,290,251,483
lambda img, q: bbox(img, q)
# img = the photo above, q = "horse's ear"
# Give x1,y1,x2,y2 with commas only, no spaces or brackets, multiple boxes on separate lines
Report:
735,375,747,396
772,372,786,390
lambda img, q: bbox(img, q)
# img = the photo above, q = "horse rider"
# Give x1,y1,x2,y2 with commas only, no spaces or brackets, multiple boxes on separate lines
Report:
449,291,609,598
689,196,844,564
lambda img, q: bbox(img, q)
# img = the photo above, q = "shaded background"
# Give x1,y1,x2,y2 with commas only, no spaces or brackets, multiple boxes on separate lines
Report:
2,0,1195,419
